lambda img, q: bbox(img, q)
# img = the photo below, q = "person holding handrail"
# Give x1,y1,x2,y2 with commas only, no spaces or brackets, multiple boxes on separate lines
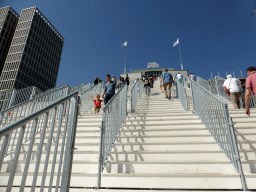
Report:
245,67,256,116
102,74,116,105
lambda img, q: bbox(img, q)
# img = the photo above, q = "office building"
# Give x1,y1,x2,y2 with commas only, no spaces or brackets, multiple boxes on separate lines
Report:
0,7,64,91
0,6,19,76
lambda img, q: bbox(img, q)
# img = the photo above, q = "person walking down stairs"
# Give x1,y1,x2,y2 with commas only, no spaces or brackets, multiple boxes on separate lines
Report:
144,77,151,97
160,69,173,99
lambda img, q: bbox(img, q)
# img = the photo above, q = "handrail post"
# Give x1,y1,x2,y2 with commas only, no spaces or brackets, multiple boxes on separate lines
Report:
229,117,248,191
97,119,105,189
8,89,16,109
30,87,35,100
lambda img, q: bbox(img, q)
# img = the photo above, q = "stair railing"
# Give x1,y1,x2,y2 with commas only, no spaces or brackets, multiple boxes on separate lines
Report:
0,85,70,128
190,80,248,191
176,80,188,110
97,83,127,188
79,82,103,114
0,91,79,192
196,76,212,92
130,81,144,113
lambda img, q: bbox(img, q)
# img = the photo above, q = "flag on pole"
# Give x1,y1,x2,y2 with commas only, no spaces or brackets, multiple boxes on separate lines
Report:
121,41,127,47
173,38,179,47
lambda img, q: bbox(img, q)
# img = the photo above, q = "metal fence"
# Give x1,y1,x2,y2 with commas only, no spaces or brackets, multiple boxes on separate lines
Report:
70,82,92,95
8,87,42,108
176,80,188,110
0,92,78,192
0,85,70,128
0,87,43,111
79,83,103,114
130,81,144,113
0,89,14,112
190,80,247,191
97,83,127,188
197,76,211,92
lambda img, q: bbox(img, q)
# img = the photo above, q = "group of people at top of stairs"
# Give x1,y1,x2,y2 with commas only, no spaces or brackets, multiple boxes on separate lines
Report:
92,74,130,114
223,66,256,116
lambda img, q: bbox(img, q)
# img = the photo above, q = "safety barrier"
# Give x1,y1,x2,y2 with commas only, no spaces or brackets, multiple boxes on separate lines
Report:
197,76,211,92
0,92,78,192
8,87,42,108
239,90,256,109
70,82,92,95
97,83,127,188
130,81,144,113
0,87,43,111
176,80,188,110
0,89,15,111
79,83,103,114
0,85,70,128
190,80,247,191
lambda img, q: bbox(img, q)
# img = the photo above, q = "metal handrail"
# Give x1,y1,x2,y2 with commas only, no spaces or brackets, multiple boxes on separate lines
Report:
130,81,144,113
0,91,78,192
0,85,70,128
176,80,188,110
97,83,127,188
0,86,43,111
190,80,247,191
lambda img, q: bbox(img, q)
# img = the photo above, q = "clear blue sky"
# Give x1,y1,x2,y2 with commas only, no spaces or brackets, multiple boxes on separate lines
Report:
1,0,256,87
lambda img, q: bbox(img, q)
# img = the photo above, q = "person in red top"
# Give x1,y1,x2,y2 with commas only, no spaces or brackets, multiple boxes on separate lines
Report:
91,94,103,114
245,67,256,116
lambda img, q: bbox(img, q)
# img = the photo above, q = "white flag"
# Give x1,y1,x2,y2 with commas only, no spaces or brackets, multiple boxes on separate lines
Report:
173,38,179,47
121,41,127,47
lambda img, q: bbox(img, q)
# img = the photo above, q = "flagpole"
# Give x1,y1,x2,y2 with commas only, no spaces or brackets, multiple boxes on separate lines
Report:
178,38,183,70
125,45,127,74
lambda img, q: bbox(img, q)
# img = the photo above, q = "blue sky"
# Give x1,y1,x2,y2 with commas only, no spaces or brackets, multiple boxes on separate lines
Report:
1,0,256,87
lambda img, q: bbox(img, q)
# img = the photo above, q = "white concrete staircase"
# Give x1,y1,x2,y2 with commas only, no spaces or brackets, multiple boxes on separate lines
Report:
1,84,256,191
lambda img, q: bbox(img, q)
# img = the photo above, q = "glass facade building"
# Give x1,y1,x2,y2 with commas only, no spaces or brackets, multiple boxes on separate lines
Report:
0,7,64,91
0,6,19,76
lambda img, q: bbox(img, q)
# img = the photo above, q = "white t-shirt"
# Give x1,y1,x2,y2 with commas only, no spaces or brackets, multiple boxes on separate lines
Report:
223,78,241,93
177,74,182,79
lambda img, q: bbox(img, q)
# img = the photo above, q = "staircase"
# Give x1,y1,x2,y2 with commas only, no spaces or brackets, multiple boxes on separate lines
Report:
1,83,256,191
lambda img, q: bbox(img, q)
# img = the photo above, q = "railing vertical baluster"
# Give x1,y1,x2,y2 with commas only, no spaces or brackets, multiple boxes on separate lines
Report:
49,103,65,191
31,112,49,192
6,125,26,192
55,100,71,192
60,96,78,191
20,118,39,192
40,107,57,191
0,134,10,171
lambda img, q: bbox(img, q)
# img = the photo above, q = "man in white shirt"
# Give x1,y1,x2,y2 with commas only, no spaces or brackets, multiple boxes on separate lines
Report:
223,74,241,109
177,72,183,84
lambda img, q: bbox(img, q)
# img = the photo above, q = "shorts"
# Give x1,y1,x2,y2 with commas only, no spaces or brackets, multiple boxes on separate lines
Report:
163,83,172,91
94,107,100,112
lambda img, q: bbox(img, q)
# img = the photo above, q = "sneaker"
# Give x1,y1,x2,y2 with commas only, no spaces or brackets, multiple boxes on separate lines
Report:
169,95,171,100
166,94,168,98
